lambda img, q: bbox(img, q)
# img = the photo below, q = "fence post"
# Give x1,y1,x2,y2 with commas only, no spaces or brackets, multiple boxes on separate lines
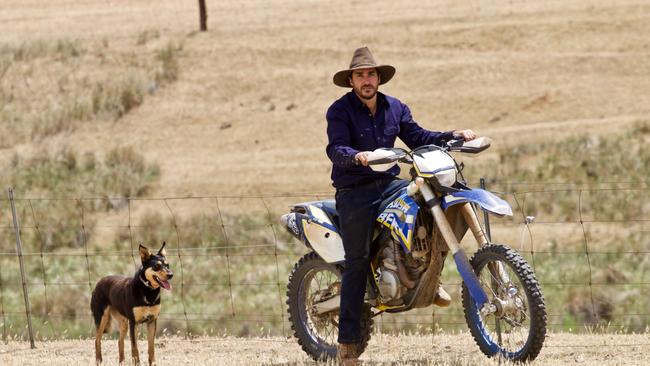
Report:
479,178,492,242
198,0,208,31
7,188,35,349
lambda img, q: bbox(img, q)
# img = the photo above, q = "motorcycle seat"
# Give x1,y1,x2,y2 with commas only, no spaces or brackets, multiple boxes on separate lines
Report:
319,199,340,230
318,187,407,231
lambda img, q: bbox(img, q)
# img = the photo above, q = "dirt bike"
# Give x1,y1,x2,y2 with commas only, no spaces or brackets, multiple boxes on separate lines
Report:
280,137,547,362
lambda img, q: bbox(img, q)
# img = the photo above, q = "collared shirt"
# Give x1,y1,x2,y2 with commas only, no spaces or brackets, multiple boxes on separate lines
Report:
326,91,454,188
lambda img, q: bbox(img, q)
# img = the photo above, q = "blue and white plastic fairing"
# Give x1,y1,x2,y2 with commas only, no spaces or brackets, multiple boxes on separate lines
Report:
280,201,346,264
376,190,420,252
441,189,512,216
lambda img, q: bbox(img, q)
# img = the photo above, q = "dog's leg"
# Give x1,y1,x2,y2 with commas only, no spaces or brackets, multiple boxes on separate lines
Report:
129,320,140,365
95,307,111,365
118,317,128,364
147,320,156,366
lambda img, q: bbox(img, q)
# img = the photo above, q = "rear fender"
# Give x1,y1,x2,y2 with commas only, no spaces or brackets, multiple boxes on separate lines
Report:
280,204,344,264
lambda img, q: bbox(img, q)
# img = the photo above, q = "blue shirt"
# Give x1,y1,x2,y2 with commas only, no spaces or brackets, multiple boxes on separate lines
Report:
326,91,454,188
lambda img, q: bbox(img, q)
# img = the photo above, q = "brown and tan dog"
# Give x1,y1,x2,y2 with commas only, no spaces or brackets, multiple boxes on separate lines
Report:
91,243,173,365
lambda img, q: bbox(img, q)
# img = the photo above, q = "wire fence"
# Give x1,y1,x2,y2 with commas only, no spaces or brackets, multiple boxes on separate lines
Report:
0,182,648,349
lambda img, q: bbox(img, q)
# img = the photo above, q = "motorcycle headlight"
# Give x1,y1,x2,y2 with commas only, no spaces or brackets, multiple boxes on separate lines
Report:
434,168,457,188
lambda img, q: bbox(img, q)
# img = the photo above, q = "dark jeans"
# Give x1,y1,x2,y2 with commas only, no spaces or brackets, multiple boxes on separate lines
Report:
335,178,409,343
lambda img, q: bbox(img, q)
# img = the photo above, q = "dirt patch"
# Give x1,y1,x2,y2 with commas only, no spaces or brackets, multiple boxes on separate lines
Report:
1,333,648,365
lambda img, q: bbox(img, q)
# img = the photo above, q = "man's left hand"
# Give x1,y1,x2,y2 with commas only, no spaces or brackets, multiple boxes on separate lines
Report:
453,129,477,141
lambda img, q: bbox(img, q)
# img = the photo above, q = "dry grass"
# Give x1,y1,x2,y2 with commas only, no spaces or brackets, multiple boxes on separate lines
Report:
1,0,648,195
0,0,649,360
0,36,183,147
0,332,648,365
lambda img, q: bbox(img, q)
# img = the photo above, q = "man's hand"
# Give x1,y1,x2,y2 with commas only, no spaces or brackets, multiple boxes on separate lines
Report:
355,151,371,166
453,129,477,141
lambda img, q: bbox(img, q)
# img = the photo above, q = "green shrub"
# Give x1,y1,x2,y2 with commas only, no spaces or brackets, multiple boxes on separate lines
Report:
136,29,161,46
154,41,182,84
2,147,160,249
464,122,650,221
0,36,183,144
91,74,145,120
0,38,84,62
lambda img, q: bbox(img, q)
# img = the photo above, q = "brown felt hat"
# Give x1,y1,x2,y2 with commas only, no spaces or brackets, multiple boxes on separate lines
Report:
333,47,396,88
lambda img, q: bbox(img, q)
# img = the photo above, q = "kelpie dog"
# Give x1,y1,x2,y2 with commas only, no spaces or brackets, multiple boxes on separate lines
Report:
91,242,173,365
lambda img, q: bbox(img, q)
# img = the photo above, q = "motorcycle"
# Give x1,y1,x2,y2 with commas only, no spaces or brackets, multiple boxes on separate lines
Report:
280,137,547,362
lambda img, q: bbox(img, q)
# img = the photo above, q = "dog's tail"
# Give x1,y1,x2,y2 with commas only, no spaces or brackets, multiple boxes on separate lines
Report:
90,279,111,333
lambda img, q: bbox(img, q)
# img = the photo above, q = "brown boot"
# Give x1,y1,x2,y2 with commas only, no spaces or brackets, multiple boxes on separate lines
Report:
433,285,451,307
336,343,361,366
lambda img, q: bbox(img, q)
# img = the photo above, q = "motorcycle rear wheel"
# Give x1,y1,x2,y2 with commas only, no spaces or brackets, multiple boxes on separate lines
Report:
462,244,547,362
286,252,373,361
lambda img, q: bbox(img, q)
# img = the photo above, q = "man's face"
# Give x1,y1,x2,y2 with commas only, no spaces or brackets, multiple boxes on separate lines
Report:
349,68,380,100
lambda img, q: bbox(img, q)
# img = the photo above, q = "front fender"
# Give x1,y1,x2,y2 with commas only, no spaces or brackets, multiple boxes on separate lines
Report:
441,189,512,216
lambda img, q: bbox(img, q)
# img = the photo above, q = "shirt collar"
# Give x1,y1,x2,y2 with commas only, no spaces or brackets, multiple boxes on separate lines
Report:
348,91,389,111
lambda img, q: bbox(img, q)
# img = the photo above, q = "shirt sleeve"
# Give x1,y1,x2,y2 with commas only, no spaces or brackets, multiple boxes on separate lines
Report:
325,104,359,168
397,102,454,149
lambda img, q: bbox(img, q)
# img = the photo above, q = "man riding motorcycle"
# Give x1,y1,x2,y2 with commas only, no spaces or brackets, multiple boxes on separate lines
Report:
326,46,477,364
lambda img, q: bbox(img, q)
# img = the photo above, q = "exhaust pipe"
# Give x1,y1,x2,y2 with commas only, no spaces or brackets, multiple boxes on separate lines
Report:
279,213,289,227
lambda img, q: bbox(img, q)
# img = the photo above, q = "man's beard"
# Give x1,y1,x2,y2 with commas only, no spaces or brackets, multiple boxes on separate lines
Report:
355,85,377,100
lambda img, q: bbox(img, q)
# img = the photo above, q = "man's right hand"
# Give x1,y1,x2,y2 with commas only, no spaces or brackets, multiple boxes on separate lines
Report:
355,151,371,166
452,129,477,141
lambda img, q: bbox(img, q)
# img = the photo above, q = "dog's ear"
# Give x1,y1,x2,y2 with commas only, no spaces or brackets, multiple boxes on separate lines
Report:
139,244,151,263
157,241,167,257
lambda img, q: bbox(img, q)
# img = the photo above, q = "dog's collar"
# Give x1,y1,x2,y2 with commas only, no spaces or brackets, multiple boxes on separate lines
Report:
144,292,161,305
139,273,156,289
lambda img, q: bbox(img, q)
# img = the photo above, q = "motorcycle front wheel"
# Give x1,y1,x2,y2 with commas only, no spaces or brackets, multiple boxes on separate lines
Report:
462,244,547,362
286,252,373,361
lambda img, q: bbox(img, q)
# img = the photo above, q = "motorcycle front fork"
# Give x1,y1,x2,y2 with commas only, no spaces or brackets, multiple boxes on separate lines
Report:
460,201,511,285
415,183,508,313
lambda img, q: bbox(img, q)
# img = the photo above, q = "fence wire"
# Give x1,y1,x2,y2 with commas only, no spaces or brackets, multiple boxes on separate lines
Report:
0,183,648,351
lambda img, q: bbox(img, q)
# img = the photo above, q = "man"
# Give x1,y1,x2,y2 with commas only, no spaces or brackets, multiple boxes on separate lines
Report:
326,47,476,364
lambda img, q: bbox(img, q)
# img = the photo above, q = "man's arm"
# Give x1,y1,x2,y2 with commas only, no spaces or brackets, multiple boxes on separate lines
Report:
398,103,455,149
325,105,360,168
398,103,477,148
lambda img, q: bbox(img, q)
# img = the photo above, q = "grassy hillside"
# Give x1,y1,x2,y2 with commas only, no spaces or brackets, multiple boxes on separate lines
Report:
1,0,649,195
0,126,647,339
0,0,648,341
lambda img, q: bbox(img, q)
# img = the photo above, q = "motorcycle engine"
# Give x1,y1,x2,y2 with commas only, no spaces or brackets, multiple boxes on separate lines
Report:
377,245,404,301
376,243,430,301
376,212,433,302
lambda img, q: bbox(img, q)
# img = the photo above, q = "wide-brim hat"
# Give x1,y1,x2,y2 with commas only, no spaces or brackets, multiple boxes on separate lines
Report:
333,47,396,88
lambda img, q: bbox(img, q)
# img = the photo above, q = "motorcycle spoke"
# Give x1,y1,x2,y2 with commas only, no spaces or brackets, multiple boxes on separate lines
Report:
323,319,336,342
477,259,533,354
463,245,546,361
315,274,323,294
300,265,341,348
501,314,526,328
